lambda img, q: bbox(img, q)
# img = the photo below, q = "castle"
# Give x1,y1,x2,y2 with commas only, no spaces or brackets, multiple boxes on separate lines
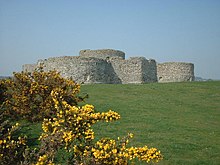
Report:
22,49,195,84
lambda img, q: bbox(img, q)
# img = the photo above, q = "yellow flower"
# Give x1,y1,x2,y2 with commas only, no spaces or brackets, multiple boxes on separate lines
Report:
112,149,117,154
128,133,133,138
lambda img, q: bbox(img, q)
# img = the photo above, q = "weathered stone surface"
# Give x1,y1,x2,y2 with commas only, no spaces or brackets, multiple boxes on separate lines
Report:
79,49,125,60
22,49,195,84
109,57,157,84
22,64,37,72
157,62,194,82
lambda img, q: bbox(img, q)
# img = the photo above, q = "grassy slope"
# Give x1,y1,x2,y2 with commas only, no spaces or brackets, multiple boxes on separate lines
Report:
80,81,220,165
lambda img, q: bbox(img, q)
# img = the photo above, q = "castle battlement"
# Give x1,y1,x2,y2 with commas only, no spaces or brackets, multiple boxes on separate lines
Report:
22,49,194,84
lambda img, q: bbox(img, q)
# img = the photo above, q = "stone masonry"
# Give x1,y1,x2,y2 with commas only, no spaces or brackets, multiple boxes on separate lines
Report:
22,49,194,84
157,62,194,82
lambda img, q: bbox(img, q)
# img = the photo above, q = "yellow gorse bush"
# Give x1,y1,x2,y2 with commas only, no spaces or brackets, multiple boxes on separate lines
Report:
0,69,162,164
39,89,120,153
0,121,27,165
36,88,162,164
90,134,162,164
2,68,81,122
35,154,54,165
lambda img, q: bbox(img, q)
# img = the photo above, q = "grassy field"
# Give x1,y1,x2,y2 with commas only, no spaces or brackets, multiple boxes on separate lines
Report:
79,81,220,165
19,81,220,164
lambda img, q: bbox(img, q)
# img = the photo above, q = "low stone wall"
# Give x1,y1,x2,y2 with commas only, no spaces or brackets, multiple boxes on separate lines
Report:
157,62,194,82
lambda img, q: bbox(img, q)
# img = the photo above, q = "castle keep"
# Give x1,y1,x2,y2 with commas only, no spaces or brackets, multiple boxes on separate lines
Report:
23,49,195,84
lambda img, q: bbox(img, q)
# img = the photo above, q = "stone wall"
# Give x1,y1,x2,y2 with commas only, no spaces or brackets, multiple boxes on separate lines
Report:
157,62,194,82
142,59,157,82
22,64,37,72
110,57,157,84
22,49,195,84
37,56,112,84
79,49,125,60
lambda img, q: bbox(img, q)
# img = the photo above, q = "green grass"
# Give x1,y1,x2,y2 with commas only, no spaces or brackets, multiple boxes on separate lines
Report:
21,81,220,164
79,81,220,165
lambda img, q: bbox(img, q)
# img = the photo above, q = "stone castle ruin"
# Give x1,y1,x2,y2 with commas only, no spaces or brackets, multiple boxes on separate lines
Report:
23,49,195,84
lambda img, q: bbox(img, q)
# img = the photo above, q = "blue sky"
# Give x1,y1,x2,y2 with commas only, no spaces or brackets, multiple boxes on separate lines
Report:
1,0,220,79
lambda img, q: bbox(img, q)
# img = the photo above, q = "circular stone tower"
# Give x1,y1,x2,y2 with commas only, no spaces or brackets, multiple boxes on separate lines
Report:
157,62,194,82
79,49,125,60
